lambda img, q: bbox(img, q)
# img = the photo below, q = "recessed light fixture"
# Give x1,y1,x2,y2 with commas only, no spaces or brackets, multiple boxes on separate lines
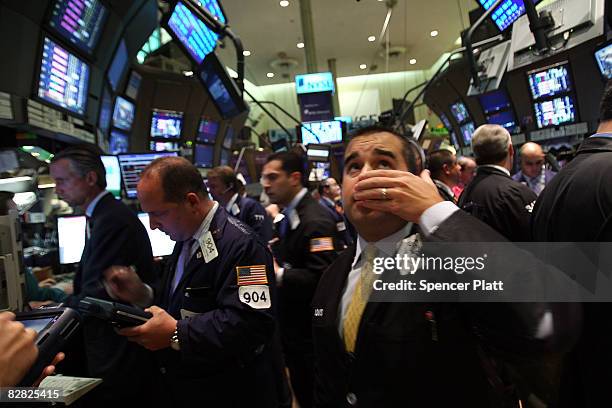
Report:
183,70,193,77
267,72,275,78
297,42,305,48
279,0,289,7
368,35,376,42
409,59,417,65
243,50,251,56
359,64,367,70
430,30,439,37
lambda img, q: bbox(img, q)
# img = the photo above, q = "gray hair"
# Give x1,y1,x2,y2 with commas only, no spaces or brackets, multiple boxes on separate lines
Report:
51,144,106,189
471,124,511,165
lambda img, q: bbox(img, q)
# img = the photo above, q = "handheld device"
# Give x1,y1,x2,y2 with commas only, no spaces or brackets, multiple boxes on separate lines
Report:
15,307,81,386
77,297,151,328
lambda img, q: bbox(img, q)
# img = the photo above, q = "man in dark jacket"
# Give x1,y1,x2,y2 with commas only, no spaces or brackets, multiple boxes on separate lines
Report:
458,124,537,241
318,177,354,248
427,149,461,203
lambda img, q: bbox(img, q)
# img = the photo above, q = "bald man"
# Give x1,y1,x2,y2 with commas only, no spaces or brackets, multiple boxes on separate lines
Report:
512,142,557,195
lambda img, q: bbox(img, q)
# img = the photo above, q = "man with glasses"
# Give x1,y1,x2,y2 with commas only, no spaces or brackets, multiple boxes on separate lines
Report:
512,142,556,196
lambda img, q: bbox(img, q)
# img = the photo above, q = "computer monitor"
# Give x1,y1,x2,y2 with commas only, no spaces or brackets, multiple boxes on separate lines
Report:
439,113,452,130
98,87,112,135
57,215,86,264
194,144,214,168
118,152,178,198
307,144,331,162
37,36,90,116
137,213,176,257
164,0,226,64
109,130,129,154
534,95,576,129
112,96,135,131
222,127,234,149
150,141,180,152
479,89,512,114
460,122,476,145
100,155,121,199
527,62,573,100
125,70,142,100
197,119,219,144
478,0,543,32
450,101,470,124
594,41,612,80
107,39,128,92
220,148,231,166
150,109,183,139
300,120,343,145
449,131,459,150
48,0,108,55
486,110,518,132
197,53,248,119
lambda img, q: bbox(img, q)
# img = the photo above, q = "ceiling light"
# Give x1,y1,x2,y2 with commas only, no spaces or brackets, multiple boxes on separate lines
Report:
409,59,417,65
243,50,251,56
297,42,304,49
267,72,275,78
359,64,367,70
368,35,376,42
279,0,289,7
183,70,193,76
430,30,439,37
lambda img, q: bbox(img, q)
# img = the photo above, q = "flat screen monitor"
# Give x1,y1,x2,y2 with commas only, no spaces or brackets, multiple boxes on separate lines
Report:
150,141,180,152
198,53,247,119
439,113,452,130
307,144,331,162
534,95,576,129
37,36,90,116
222,127,234,149
594,41,612,80
109,130,129,154
194,144,214,168
48,0,107,55
118,152,178,198
98,87,112,134
112,96,135,131
487,110,517,132
101,155,121,199
150,109,183,139
57,215,86,264
165,0,226,64
220,148,230,166
300,120,343,145
107,39,128,92
527,62,572,100
137,213,176,257
478,0,543,32
460,122,476,146
479,89,512,114
125,70,142,100
449,131,459,149
450,101,469,124
197,119,219,143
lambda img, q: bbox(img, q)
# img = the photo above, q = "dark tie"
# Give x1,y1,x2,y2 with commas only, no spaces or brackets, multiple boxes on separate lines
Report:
171,239,195,295
278,213,289,239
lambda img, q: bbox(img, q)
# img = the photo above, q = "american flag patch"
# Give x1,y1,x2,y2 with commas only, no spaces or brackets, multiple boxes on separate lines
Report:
310,237,334,252
236,265,268,286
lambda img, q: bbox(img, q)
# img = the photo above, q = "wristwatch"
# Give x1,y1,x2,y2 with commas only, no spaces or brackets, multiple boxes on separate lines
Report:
170,328,180,351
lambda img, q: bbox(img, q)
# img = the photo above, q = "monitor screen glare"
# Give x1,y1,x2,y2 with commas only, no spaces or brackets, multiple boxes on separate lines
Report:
301,121,343,145
49,0,107,54
534,96,576,128
112,96,135,131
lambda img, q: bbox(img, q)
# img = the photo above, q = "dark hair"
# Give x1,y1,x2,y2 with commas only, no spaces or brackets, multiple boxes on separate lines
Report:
317,178,333,195
427,149,455,179
600,79,612,121
51,144,106,189
265,151,307,186
141,156,208,203
207,166,238,193
347,125,423,174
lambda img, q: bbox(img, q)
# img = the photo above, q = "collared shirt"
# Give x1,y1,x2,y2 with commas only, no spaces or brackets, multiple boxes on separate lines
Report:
478,164,511,177
186,201,219,259
282,187,308,231
85,190,111,218
225,193,239,213
321,196,335,208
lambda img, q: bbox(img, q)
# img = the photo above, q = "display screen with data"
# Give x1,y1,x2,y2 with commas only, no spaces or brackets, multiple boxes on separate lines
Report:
450,101,470,124
98,86,112,134
107,39,128,92
37,36,90,115
48,0,107,55
528,62,572,100
150,141,179,152
486,110,517,132
197,119,219,143
439,113,452,130
112,96,135,131
198,53,246,119
534,96,576,128
460,122,476,145
194,144,214,168
479,89,512,114
222,127,234,149
150,109,183,139
166,0,226,64
301,121,343,145
58,215,86,264
138,213,176,257
125,70,142,100
101,155,121,198
479,0,543,32
118,152,178,198
595,42,612,80
109,130,129,154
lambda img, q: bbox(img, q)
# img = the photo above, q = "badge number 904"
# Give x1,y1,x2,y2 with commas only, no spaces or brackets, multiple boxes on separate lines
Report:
239,285,271,309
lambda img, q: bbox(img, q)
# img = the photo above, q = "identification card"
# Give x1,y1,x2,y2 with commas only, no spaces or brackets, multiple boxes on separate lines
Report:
200,231,218,263
180,309,198,319
238,285,271,309
336,221,346,232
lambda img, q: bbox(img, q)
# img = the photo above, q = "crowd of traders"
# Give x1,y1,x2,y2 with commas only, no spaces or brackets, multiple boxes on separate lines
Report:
2,80,612,408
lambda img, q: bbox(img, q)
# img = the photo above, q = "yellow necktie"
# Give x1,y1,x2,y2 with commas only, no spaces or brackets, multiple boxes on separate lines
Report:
343,245,377,353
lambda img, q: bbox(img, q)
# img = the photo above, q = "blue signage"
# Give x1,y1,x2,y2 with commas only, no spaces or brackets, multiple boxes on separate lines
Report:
295,72,335,95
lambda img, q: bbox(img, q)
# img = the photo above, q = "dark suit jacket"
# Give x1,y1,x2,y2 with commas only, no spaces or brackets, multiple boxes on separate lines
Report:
65,192,155,402
434,180,456,203
312,210,579,408
153,208,285,407
459,166,537,241
532,135,612,408
319,197,354,249
229,194,273,242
